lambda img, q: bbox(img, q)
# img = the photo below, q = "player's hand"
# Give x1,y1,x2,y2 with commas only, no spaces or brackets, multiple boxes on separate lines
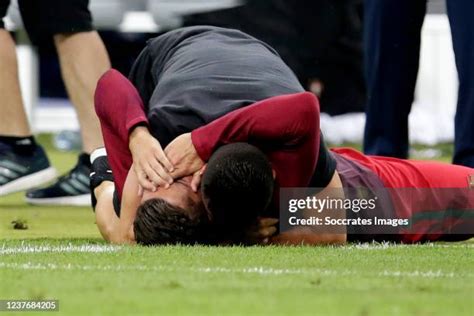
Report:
165,133,205,183
129,126,174,191
190,165,206,192
244,217,279,245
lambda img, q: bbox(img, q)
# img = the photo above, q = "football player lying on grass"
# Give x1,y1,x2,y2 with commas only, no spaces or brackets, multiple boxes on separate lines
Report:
92,85,343,245
91,27,474,246
138,94,474,245
90,25,345,245
93,78,474,245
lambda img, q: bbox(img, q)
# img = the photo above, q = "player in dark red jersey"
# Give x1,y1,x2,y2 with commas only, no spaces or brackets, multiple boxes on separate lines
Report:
90,26,326,244
93,71,474,245
165,96,474,245
91,27,473,246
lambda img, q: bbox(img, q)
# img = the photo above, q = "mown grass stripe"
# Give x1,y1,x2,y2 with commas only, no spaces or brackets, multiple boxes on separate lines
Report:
0,244,120,255
0,262,470,279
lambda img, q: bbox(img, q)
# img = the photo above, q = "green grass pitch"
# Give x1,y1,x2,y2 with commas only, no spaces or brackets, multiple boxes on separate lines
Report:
0,137,473,316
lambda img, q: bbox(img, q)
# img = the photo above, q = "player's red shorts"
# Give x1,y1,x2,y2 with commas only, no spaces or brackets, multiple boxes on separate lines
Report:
332,148,474,243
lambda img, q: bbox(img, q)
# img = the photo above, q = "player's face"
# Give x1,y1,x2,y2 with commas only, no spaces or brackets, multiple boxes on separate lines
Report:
141,176,202,210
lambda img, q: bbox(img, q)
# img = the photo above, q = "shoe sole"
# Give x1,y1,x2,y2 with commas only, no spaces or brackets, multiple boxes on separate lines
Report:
25,194,91,206
0,167,57,196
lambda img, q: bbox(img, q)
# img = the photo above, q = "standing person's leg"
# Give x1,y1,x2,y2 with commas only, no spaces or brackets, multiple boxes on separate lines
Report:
446,0,474,168
0,30,29,137
363,0,427,158
0,1,56,196
53,31,110,153
18,0,110,205
48,31,111,206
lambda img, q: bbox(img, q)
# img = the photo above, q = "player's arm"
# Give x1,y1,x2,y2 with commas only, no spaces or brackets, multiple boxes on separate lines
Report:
95,69,174,192
93,171,140,244
95,69,150,145
166,92,320,185
192,92,319,162
113,169,142,244
238,170,346,246
269,171,347,246
94,181,120,242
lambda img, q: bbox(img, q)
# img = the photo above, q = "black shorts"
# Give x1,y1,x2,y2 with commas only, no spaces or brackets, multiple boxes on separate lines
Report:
0,0,93,45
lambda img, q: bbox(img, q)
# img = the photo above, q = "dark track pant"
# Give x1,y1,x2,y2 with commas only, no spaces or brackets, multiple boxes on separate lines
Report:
363,0,474,167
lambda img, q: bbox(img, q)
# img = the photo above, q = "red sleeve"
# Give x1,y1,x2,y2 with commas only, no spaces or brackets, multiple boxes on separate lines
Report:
191,92,320,188
94,69,149,199
95,69,149,139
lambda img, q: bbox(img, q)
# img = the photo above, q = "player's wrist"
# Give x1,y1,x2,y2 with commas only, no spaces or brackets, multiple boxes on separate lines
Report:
129,125,149,140
90,147,107,164
129,126,152,152
90,148,114,211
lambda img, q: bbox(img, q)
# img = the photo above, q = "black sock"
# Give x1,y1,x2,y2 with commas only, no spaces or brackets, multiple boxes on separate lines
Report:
0,136,37,155
78,153,92,168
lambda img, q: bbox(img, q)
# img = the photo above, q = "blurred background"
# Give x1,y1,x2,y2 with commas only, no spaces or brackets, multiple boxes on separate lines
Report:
5,0,456,154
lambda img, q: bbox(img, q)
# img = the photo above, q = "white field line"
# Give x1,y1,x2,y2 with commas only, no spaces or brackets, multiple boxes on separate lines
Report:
0,261,471,279
346,242,474,250
0,244,121,255
1,242,472,255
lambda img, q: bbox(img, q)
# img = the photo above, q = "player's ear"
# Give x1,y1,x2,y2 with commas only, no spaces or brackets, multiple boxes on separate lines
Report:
272,168,276,180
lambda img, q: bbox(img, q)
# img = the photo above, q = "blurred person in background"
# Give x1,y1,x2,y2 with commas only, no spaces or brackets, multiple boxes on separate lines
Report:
0,0,110,205
184,0,365,115
363,0,474,168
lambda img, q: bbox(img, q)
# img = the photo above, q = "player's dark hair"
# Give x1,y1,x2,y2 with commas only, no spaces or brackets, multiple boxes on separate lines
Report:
201,143,274,239
134,198,210,245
